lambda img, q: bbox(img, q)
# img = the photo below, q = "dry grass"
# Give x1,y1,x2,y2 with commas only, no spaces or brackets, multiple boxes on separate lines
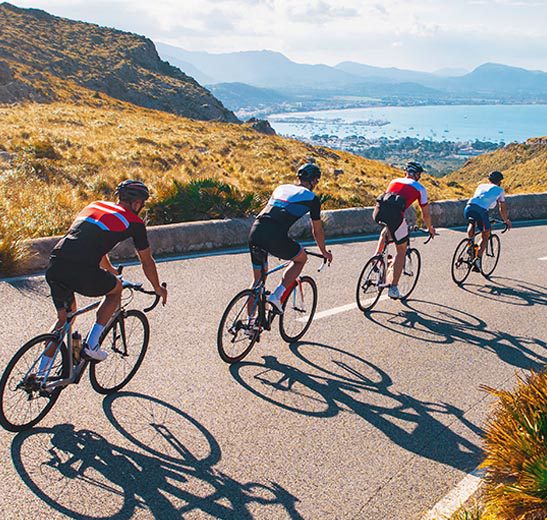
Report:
480,370,547,520
447,137,547,193
0,101,467,243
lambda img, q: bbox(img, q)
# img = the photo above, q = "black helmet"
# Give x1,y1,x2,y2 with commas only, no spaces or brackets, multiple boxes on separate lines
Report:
405,161,424,178
115,179,150,202
488,170,504,184
297,163,321,182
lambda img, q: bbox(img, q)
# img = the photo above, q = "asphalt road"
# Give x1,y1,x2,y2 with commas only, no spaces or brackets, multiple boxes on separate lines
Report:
0,223,545,519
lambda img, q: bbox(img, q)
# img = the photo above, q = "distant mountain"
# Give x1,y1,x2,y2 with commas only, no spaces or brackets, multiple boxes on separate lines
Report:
155,45,361,88
445,63,547,94
207,83,291,112
155,43,214,85
0,3,238,122
433,68,468,77
335,61,437,84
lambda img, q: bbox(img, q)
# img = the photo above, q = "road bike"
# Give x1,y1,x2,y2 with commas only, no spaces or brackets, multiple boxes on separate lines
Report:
451,218,508,285
356,226,432,312
217,250,328,363
0,270,165,432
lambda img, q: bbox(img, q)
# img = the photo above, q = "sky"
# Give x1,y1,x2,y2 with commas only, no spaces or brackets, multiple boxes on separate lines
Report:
11,0,547,72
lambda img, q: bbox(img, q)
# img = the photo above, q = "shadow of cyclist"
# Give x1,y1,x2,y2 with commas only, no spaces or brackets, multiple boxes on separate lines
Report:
460,276,547,307
11,393,304,520
366,299,546,371
230,344,482,473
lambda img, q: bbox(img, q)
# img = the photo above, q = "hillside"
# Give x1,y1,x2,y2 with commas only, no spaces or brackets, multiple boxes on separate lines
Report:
447,137,547,193
0,3,237,122
0,101,466,241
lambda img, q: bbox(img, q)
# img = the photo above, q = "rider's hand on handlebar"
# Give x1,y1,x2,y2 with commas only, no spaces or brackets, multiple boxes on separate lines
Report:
322,250,333,264
428,225,436,238
504,219,512,230
155,284,168,305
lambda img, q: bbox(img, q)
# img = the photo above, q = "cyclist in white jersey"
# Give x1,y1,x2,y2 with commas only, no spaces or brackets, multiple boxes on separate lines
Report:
464,170,512,271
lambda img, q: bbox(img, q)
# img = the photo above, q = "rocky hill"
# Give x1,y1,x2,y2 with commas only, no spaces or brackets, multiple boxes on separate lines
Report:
0,2,238,122
447,137,547,193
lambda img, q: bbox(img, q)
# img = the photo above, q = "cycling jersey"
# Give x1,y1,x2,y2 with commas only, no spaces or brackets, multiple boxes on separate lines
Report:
257,184,321,230
50,201,149,267
468,183,505,210
386,178,428,210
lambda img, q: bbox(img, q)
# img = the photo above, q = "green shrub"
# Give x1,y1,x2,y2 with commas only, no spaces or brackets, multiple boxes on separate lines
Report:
147,178,262,225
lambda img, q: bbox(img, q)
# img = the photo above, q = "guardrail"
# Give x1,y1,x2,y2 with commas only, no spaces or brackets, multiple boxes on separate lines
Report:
16,191,547,275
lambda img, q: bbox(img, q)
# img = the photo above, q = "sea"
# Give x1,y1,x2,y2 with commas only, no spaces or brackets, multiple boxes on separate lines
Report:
267,104,547,143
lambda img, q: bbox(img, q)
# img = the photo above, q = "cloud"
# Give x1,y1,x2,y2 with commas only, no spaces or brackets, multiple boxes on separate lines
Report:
287,1,359,24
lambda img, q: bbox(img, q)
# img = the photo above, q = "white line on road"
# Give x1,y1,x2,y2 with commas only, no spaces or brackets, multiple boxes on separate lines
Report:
423,467,484,520
298,295,389,322
539,256,547,261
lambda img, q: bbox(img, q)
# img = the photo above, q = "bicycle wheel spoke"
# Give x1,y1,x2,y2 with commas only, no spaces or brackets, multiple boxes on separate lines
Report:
399,249,421,300
279,277,318,343
356,256,385,311
451,239,473,285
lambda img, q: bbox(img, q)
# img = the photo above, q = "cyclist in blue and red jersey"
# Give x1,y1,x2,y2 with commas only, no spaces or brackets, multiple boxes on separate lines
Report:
373,161,436,299
249,162,333,314
464,170,512,271
42,180,168,371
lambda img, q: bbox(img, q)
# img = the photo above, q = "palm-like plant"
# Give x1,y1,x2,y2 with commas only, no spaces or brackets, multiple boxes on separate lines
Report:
480,370,547,520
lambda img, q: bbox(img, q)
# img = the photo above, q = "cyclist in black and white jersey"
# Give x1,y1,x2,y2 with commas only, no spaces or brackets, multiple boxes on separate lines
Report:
249,163,333,313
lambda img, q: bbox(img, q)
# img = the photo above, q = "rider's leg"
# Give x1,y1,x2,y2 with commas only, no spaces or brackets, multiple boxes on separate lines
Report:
389,241,408,286
467,221,475,239
478,229,491,258
269,249,308,310
374,227,389,255
85,278,123,351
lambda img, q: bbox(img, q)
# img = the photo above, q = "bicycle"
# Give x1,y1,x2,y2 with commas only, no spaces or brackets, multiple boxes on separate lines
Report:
451,218,508,285
0,269,166,432
356,226,433,312
217,250,328,363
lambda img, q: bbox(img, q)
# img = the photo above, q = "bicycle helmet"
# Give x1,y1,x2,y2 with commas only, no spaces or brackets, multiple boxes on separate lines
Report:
115,179,150,202
488,170,504,184
405,161,425,179
297,163,321,182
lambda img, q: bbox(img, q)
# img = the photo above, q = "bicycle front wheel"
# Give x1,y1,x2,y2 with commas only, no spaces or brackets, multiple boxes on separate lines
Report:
279,276,318,343
89,310,149,395
451,238,473,285
356,256,386,312
217,289,261,363
481,234,501,278
399,248,421,300
0,334,69,432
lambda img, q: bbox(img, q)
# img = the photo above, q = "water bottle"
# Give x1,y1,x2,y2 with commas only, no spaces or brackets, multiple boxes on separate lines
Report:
72,332,82,363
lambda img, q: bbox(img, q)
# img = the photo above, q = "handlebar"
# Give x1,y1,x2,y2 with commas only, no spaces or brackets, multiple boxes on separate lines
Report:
489,218,509,234
304,249,331,272
411,226,435,244
118,268,167,313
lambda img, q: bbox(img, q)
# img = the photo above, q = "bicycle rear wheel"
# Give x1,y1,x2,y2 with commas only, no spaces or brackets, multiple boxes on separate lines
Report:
279,276,318,343
451,238,473,285
0,334,69,432
356,256,386,312
481,234,501,278
89,310,149,395
399,248,421,300
217,289,261,363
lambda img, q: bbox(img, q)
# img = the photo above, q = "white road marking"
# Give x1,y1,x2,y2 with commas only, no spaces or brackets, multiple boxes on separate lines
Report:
423,467,484,520
539,256,547,261
297,295,389,322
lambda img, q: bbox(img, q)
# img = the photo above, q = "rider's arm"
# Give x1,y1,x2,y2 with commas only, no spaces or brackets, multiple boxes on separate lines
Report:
420,203,436,236
498,201,512,228
311,220,332,262
100,255,118,275
136,248,167,304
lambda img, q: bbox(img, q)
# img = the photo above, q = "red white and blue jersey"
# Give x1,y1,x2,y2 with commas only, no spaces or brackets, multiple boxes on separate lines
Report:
51,201,149,266
386,177,429,209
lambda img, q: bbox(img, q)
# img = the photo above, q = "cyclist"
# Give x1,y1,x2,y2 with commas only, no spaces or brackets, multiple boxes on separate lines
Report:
373,161,435,299
41,180,168,373
249,162,333,314
464,170,512,271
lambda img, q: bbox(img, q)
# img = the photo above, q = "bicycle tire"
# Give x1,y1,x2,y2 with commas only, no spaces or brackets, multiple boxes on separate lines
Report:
481,234,501,278
399,248,421,300
217,289,261,363
356,256,386,312
451,238,473,285
279,276,318,343
89,310,149,395
0,334,69,432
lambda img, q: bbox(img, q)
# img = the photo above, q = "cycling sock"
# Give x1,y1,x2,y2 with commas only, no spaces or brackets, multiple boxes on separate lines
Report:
86,323,105,350
38,355,53,374
271,284,286,301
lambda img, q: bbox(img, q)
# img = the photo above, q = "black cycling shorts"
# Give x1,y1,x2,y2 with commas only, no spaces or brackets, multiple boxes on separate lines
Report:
249,219,301,271
45,259,118,310
373,202,409,245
